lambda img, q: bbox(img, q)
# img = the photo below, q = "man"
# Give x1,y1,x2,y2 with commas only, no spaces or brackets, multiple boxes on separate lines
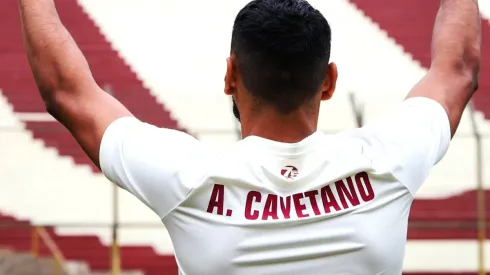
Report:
18,0,480,274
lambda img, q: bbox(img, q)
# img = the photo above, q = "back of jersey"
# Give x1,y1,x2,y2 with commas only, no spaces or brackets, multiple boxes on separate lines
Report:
100,97,451,275
165,130,413,275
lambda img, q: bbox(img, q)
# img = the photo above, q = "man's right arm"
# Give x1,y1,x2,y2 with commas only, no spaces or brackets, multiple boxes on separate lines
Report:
19,0,201,217
18,0,133,168
407,0,481,137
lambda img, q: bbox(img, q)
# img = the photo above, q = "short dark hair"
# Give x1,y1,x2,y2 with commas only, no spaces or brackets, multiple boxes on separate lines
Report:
231,0,332,114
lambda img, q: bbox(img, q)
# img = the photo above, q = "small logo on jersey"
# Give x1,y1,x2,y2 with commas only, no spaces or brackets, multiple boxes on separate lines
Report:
281,165,299,180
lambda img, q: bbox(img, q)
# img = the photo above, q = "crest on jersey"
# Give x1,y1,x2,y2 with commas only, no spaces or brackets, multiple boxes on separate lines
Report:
281,165,299,180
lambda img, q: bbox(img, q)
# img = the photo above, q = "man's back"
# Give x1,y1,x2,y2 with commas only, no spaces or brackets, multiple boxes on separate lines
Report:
166,134,408,275
100,98,450,275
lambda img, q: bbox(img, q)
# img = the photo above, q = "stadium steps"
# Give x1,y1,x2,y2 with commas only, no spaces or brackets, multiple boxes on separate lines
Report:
348,0,490,119
0,251,66,275
409,190,490,239
0,212,177,275
0,0,186,173
0,247,144,275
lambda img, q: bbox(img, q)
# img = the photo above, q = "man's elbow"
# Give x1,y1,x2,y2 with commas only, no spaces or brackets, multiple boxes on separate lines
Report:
41,89,67,122
38,75,82,121
456,66,479,96
461,45,480,92
463,56,480,95
432,51,480,93
43,96,61,121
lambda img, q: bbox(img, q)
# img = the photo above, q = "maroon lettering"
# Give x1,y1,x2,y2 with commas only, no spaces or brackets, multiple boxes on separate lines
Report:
355,172,375,201
240,172,373,221
206,184,225,215
262,194,279,220
280,196,291,219
293,193,309,218
320,185,341,213
245,191,262,220
335,178,360,208
304,190,321,216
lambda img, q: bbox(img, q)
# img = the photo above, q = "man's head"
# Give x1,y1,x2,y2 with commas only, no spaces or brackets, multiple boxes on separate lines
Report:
225,0,337,123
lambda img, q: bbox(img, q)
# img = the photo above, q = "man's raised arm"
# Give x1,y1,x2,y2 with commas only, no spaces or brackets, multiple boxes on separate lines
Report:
18,0,132,168
408,0,481,137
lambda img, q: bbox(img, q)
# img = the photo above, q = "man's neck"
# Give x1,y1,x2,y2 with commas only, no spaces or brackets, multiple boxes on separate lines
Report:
240,109,318,143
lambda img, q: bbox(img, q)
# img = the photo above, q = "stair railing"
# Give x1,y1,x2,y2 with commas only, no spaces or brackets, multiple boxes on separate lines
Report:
31,226,73,275
468,100,485,275
348,90,365,128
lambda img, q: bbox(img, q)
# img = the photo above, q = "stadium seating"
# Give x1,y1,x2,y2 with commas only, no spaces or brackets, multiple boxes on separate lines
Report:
0,0,179,274
1,0,490,274
0,212,175,275
0,248,145,275
350,0,490,119
0,248,69,275
0,0,185,173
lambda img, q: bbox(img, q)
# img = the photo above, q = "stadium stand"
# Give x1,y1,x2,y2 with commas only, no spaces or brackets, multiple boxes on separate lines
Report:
0,249,68,275
0,0,490,274
0,248,144,275
0,0,186,173
350,0,490,119
0,212,172,275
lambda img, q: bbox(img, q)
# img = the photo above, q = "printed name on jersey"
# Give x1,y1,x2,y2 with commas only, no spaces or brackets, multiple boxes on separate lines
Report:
206,172,374,220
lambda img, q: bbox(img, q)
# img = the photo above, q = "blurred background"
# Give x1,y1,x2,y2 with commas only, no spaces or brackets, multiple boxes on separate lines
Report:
0,0,490,274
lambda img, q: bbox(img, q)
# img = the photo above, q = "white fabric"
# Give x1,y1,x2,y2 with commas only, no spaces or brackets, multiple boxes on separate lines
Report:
100,97,451,275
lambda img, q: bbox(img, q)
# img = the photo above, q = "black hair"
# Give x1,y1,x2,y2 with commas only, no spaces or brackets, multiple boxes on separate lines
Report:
231,0,332,114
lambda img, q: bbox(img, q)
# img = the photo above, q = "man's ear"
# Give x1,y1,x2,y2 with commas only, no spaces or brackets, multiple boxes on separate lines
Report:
224,56,236,96
320,62,338,101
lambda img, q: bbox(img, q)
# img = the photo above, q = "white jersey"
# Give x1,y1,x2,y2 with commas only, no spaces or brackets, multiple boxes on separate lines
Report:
100,97,450,275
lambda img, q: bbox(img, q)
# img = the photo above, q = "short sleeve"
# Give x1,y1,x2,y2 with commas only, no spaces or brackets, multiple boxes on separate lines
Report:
359,97,451,195
99,117,201,218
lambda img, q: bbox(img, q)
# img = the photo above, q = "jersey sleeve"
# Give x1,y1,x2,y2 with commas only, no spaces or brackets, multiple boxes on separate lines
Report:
99,117,200,218
360,97,451,195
